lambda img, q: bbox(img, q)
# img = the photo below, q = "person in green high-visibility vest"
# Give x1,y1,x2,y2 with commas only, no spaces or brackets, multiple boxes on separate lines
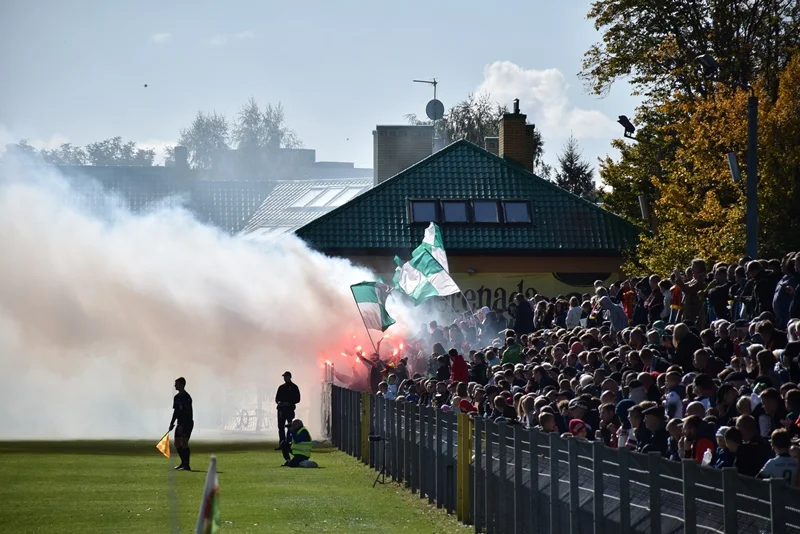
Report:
281,419,312,467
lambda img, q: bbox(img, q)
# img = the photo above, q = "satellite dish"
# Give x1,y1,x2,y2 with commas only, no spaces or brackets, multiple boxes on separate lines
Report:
426,99,445,121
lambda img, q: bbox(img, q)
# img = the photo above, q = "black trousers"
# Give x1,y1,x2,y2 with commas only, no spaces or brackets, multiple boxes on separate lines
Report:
281,440,309,467
277,408,295,443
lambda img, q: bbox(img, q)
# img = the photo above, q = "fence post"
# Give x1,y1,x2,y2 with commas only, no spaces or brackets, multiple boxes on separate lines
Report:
330,386,337,448
369,395,377,469
343,389,350,455
392,401,406,482
568,438,580,533
648,452,662,534
361,392,369,464
549,433,560,534
419,406,427,499
410,403,418,495
618,447,630,534
427,407,435,505
497,421,508,533
529,428,540,534
447,412,456,514
353,390,359,457
769,478,786,534
457,413,464,522
592,440,604,534
514,425,524,534
682,460,697,534
473,415,484,534
721,467,738,534
485,420,495,534
355,391,361,458
464,414,472,526
436,409,444,509
404,403,412,487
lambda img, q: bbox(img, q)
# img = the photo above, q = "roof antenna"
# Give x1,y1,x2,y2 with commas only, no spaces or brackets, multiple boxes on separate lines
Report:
413,78,445,150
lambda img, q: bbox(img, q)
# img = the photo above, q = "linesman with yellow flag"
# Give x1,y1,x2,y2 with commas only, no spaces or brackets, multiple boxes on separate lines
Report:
169,376,194,471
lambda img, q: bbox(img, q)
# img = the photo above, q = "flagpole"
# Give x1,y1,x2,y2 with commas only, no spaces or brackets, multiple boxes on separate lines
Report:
350,285,380,356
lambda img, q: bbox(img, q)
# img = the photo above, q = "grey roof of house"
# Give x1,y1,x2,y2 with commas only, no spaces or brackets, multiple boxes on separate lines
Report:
57,166,274,235
242,177,372,235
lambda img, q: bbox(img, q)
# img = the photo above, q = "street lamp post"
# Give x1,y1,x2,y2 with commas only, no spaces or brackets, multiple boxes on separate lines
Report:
617,115,660,233
697,54,758,258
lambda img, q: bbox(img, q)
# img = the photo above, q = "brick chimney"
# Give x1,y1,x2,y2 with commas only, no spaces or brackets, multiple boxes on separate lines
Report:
499,99,535,172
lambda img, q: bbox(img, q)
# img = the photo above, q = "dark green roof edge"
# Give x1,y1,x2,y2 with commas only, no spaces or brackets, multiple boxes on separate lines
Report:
295,139,644,244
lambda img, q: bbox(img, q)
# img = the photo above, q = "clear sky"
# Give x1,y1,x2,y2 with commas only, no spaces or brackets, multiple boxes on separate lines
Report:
0,0,640,174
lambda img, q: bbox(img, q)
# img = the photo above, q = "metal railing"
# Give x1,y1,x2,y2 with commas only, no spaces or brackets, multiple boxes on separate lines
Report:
329,385,800,534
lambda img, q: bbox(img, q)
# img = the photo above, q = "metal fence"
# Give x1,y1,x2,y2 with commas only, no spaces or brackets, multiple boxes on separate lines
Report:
330,385,800,534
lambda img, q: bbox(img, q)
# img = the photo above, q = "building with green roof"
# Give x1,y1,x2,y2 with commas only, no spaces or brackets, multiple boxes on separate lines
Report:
296,104,643,312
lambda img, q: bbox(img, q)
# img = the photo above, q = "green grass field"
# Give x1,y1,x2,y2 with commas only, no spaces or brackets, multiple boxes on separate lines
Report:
0,441,467,533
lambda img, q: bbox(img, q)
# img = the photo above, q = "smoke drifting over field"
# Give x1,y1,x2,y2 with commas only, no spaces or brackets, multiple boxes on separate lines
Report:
0,155,403,439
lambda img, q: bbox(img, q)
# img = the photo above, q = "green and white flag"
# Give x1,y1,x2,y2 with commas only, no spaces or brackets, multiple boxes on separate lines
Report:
412,222,449,273
350,281,396,332
395,250,460,306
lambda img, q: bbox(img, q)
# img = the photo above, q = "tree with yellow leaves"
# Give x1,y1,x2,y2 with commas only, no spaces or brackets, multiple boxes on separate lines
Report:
627,55,800,274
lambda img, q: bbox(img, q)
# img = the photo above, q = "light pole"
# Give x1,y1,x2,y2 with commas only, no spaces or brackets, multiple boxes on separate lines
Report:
697,54,758,259
617,115,659,232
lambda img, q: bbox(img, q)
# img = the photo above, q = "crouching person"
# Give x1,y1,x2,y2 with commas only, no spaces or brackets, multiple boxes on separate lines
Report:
281,419,312,467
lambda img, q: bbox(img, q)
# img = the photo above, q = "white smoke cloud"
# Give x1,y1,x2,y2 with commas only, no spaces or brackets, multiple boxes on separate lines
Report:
0,154,399,440
476,61,617,140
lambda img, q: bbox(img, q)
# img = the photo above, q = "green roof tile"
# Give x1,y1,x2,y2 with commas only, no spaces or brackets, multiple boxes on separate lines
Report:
295,140,642,253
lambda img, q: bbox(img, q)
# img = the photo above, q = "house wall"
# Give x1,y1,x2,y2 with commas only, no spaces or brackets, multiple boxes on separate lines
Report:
341,254,625,313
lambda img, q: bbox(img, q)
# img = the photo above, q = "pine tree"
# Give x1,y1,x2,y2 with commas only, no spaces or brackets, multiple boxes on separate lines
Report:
555,134,596,199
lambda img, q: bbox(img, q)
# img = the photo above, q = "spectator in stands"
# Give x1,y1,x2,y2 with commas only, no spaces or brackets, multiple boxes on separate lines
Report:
346,252,800,486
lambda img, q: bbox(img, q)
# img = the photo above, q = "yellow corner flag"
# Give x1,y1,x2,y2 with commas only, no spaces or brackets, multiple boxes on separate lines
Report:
156,431,171,459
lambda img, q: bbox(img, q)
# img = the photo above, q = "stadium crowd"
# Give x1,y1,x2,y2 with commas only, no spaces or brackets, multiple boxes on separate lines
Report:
364,253,800,485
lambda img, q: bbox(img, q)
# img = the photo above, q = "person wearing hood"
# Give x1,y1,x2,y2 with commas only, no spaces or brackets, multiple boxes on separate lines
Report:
599,296,629,332
449,348,469,383
682,415,717,463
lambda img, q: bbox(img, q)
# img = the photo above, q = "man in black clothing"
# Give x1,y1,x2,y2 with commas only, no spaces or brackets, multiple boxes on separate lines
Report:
275,371,301,448
169,377,193,471
642,406,669,457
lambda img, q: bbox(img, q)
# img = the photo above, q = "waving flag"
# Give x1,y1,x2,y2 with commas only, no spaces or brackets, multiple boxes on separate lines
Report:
156,432,171,459
412,222,449,272
351,281,396,332
195,456,221,534
395,250,460,305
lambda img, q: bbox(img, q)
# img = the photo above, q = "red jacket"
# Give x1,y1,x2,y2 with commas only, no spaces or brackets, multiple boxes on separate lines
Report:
450,354,469,383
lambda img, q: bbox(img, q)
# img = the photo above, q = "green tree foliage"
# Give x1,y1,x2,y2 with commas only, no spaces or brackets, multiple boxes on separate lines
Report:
84,137,155,166
232,97,302,152
179,99,302,170
4,138,154,166
626,56,800,274
582,0,800,100
584,0,800,271
178,111,230,170
555,134,597,199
